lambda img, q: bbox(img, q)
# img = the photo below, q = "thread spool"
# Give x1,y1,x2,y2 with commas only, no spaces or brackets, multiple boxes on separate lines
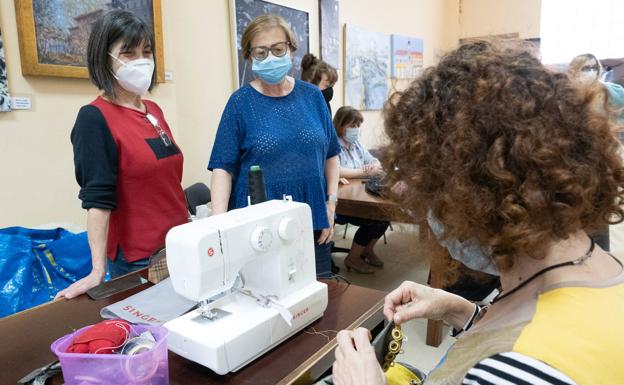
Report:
248,165,268,205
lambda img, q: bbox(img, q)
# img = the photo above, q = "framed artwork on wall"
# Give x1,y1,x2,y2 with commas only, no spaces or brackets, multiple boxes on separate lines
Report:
344,24,389,110
230,0,310,87
319,0,339,69
0,25,11,112
14,0,165,82
390,34,423,79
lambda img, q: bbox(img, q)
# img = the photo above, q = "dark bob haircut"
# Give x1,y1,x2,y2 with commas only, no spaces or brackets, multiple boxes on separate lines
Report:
87,10,156,98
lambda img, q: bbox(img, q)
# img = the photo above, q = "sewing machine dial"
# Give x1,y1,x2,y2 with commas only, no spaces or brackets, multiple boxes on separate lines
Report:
278,218,297,241
251,226,273,252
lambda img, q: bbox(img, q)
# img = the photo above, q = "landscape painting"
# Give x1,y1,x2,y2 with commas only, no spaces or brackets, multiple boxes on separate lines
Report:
15,0,164,80
390,34,423,79
344,24,390,110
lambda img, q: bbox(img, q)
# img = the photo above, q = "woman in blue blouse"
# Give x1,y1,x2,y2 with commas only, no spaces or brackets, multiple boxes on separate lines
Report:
208,15,340,278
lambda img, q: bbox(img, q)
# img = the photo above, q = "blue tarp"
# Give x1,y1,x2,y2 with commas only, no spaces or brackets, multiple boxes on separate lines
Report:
0,227,91,318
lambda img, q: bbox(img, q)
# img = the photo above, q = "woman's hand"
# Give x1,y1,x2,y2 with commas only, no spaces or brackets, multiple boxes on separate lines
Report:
383,281,475,329
363,163,383,176
318,202,336,244
333,328,386,385
54,269,106,300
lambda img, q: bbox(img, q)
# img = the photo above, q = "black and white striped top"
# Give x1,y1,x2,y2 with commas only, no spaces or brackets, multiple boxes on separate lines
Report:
462,352,578,385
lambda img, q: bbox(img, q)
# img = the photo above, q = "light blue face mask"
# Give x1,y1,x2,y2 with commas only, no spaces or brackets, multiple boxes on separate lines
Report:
426,212,499,276
252,53,292,84
344,127,360,144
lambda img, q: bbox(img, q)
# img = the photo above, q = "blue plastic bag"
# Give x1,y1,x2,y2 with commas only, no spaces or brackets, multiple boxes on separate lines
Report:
0,227,91,318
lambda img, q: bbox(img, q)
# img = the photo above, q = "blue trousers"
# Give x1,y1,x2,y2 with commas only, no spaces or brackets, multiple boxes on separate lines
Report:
314,230,332,279
107,247,149,278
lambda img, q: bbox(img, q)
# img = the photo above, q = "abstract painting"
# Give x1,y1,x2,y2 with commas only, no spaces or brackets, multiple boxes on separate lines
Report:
231,0,310,87
0,25,10,112
15,0,164,81
344,24,390,110
390,34,423,79
319,0,339,69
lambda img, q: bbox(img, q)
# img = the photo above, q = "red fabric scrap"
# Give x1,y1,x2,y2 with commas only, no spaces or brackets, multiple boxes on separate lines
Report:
66,319,131,354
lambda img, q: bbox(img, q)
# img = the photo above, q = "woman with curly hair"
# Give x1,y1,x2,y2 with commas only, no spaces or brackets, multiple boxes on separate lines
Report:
329,40,624,385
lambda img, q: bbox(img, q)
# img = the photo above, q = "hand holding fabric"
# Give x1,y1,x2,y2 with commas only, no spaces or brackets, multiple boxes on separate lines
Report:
333,328,386,385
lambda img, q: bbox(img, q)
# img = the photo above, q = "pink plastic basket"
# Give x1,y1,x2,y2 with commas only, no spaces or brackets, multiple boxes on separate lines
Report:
51,324,169,385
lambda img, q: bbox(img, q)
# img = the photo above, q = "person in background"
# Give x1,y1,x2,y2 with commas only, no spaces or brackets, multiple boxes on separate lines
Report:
301,53,338,114
568,53,624,251
330,40,624,385
56,10,188,299
208,15,340,278
569,53,624,139
333,106,388,274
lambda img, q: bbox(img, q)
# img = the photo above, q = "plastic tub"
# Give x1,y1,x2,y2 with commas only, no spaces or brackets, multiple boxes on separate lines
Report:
51,324,169,385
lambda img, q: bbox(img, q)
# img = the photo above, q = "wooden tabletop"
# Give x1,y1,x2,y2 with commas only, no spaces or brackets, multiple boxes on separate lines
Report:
0,276,386,385
337,179,403,222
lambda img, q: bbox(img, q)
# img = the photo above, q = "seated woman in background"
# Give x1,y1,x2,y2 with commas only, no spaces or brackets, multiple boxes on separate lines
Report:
330,41,624,384
333,106,389,274
301,53,338,114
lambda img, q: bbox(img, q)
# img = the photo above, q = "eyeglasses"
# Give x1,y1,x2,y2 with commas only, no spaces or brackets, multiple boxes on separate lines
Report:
146,113,172,147
581,64,599,72
249,41,290,61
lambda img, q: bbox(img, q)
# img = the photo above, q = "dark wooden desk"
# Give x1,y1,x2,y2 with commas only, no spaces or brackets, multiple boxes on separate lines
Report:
0,277,386,385
336,179,396,221
337,179,446,347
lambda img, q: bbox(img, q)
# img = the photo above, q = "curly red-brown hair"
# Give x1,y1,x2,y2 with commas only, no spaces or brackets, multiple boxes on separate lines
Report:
382,40,624,270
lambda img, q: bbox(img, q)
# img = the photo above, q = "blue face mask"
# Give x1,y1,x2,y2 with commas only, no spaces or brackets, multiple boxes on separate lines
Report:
344,127,360,144
252,54,292,84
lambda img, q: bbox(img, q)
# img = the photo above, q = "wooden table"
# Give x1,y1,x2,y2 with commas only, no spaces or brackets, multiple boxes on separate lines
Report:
0,275,386,385
337,179,446,347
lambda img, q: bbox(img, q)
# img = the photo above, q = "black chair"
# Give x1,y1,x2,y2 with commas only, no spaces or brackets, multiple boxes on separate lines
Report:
184,182,211,215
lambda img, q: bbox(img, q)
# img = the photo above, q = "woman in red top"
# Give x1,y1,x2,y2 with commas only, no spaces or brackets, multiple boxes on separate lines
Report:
56,10,188,299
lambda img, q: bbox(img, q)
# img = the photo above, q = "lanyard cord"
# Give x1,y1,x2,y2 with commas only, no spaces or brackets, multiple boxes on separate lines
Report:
492,236,595,304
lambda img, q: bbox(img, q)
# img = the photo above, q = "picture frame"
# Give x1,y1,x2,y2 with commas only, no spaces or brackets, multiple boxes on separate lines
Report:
0,24,11,112
390,34,423,79
319,0,339,69
344,24,390,110
14,0,165,82
229,0,311,88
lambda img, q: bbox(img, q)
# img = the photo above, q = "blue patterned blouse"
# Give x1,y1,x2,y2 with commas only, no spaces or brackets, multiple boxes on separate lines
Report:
208,80,341,230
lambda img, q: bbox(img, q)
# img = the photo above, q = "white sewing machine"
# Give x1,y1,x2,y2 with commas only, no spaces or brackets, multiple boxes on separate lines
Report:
164,198,328,374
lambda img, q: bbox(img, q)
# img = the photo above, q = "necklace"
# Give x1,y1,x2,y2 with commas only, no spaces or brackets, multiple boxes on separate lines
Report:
491,237,595,304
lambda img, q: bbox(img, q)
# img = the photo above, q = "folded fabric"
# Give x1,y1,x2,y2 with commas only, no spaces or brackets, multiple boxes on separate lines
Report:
66,319,131,354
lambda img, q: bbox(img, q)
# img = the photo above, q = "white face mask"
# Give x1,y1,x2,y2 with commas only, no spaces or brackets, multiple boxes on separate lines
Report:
427,212,499,276
109,53,154,95
344,127,360,143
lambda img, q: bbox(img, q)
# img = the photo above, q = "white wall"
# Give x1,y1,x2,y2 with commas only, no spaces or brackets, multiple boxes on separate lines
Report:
458,0,541,39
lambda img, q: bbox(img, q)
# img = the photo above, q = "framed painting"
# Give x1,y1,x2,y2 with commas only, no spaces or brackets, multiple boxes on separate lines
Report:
390,34,423,79
319,0,339,69
344,24,389,110
14,0,165,82
0,25,10,112
230,0,310,87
